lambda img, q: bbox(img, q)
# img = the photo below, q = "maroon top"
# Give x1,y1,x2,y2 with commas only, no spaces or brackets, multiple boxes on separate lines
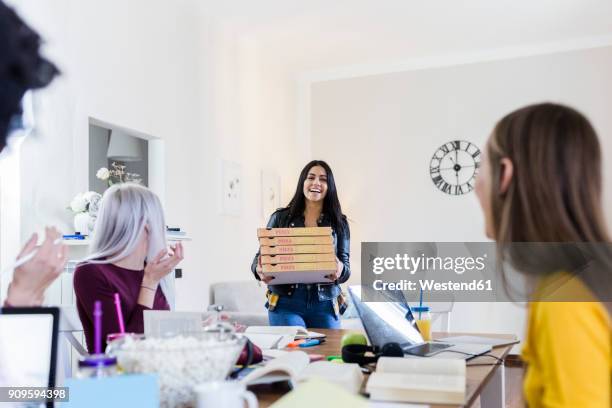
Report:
73,263,170,353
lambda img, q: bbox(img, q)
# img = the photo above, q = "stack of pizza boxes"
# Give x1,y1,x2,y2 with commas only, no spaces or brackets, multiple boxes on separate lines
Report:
257,227,336,284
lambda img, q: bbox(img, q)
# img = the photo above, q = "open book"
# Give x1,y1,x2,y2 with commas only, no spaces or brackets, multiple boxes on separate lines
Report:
366,357,466,405
245,326,325,339
243,326,326,350
240,351,363,394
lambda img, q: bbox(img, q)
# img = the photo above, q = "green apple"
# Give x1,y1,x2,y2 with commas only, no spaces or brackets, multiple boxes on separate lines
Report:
341,332,367,348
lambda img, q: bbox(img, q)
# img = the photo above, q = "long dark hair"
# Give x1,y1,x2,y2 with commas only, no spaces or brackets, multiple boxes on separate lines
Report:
0,1,59,150
286,160,346,233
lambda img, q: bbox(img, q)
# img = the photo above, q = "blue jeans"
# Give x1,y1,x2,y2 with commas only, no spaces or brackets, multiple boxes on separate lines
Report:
267,285,340,329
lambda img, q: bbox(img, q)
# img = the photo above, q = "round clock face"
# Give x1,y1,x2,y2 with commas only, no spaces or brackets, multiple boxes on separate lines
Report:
430,140,481,195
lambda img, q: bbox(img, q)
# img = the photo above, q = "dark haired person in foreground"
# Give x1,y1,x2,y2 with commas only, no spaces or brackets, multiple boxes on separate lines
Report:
251,160,350,328
0,0,66,307
475,103,610,407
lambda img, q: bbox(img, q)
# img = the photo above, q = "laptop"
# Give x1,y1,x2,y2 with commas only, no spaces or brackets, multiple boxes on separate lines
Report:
0,307,60,407
348,286,491,360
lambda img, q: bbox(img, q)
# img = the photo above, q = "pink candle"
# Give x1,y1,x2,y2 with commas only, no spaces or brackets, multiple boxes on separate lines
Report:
94,300,102,355
114,293,125,334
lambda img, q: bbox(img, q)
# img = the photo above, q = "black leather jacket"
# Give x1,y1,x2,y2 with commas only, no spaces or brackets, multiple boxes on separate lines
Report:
251,208,350,301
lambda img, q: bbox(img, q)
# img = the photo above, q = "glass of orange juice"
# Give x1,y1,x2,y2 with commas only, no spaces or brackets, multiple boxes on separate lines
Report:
413,306,432,341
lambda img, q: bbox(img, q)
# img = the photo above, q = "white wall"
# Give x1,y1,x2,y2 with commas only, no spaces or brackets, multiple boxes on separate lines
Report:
309,45,612,338
3,0,301,311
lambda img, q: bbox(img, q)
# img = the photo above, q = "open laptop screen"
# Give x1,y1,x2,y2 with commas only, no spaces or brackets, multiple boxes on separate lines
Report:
0,307,59,390
348,285,424,348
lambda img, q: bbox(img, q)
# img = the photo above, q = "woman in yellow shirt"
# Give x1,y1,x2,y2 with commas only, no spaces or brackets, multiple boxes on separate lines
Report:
474,103,611,407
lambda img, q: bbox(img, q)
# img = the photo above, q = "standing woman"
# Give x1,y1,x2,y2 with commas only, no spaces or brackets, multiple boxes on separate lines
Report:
74,183,184,353
475,103,610,407
251,160,350,329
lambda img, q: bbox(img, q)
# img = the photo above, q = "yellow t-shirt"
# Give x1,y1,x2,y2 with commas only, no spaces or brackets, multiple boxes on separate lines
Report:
522,273,611,407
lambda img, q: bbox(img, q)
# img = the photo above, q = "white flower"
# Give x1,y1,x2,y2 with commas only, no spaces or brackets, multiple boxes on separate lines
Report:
96,167,110,180
82,191,98,203
70,193,87,213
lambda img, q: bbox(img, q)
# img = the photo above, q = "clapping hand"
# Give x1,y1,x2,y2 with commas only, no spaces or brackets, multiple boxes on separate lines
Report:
143,242,184,286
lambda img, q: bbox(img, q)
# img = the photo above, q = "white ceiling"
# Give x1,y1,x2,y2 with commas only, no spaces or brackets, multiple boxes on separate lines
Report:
203,0,612,73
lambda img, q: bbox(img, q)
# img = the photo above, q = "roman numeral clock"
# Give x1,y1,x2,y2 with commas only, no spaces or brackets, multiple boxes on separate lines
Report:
430,140,481,195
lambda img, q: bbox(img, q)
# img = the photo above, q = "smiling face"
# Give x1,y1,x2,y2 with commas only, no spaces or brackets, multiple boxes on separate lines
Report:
303,165,328,203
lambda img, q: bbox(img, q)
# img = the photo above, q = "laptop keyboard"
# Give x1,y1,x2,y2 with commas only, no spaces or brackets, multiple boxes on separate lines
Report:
403,342,453,356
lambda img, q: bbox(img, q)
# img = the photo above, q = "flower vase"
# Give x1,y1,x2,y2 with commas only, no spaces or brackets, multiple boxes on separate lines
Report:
73,212,91,236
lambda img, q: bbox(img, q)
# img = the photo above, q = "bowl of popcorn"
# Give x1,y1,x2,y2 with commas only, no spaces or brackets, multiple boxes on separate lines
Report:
114,328,245,408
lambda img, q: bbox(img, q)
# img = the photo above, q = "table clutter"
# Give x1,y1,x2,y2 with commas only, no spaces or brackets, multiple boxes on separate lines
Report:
64,308,513,408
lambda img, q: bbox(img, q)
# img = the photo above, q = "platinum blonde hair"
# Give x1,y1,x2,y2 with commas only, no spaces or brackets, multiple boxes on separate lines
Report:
83,183,173,307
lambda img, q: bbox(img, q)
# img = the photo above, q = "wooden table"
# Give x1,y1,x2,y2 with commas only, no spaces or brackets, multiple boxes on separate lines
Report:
252,329,516,408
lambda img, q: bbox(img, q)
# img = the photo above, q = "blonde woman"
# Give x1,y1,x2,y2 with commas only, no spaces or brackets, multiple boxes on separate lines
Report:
74,183,183,353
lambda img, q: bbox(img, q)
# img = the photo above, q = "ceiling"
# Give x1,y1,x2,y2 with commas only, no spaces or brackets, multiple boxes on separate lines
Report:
203,0,612,74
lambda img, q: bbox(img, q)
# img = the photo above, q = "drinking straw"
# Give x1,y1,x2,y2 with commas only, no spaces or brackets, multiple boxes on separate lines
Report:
94,300,102,355
114,293,125,334
418,289,423,320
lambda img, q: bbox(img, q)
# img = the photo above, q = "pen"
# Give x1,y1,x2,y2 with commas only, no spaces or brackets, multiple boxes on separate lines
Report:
299,339,325,348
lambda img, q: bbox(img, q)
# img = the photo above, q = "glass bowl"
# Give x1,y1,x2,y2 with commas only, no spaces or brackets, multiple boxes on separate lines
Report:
114,328,245,408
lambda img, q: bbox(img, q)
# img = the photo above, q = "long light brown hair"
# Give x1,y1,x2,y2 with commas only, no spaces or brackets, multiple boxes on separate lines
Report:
489,103,609,243
487,103,611,303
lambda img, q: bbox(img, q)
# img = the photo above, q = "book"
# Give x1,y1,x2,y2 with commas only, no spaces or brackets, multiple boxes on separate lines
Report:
366,357,466,405
257,227,332,238
269,379,367,408
260,253,336,265
245,326,326,340
244,333,295,350
260,244,335,255
259,235,333,246
261,262,336,284
240,351,364,394
166,230,186,236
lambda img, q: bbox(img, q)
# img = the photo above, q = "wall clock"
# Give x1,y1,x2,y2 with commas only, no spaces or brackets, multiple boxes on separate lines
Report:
430,140,481,195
